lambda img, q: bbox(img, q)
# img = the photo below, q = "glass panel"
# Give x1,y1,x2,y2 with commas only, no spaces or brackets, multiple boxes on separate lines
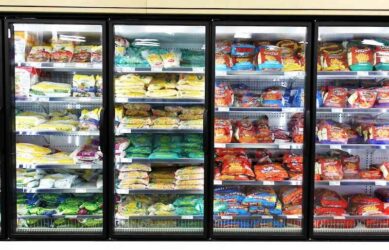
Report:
113,25,206,235
314,26,389,236
12,23,104,234
213,26,307,235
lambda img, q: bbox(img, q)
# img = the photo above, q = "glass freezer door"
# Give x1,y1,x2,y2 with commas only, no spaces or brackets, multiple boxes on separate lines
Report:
10,22,104,234
213,25,307,236
314,25,389,237
113,24,206,235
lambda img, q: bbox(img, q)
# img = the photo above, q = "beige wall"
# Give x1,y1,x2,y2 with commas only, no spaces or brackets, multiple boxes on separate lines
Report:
0,0,387,15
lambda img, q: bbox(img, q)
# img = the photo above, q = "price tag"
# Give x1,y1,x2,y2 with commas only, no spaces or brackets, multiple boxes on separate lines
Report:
279,144,291,149
375,180,387,186
214,143,226,148
262,215,273,219
181,215,194,220
286,215,300,219
125,67,135,72
330,145,342,150
213,180,222,185
333,216,346,220
221,216,233,220
262,181,275,186
217,107,230,112
192,67,204,73
116,189,129,194
75,63,88,68
357,71,369,77
80,164,92,169
66,215,78,219
123,158,133,163
75,188,87,193
116,98,127,103
93,63,103,69
124,129,132,134
216,71,227,76
75,104,81,109
329,181,341,186
54,63,65,68
151,67,163,72
331,108,343,113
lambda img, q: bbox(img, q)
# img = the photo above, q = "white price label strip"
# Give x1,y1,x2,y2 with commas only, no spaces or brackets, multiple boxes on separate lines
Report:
152,67,163,72
331,108,343,113
221,216,233,220
286,215,300,219
262,215,273,219
54,63,65,68
181,216,194,220
75,189,87,193
375,180,387,186
75,63,88,68
192,67,204,73
330,145,342,150
357,71,369,77
80,164,92,169
333,216,346,220
329,181,341,186
217,107,230,112
216,71,227,76
214,180,222,185
66,215,78,219
279,144,291,149
262,181,275,185
214,143,226,148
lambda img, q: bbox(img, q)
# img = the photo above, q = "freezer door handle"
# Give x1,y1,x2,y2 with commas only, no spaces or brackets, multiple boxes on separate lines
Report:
99,107,105,152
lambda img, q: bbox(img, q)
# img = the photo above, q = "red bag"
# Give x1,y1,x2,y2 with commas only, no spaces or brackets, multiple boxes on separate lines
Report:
288,113,304,143
365,219,389,228
314,188,348,209
347,89,377,109
317,157,344,180
283,205,302,215
214,119,233,143
314,219,356,228
341,155,360,179
255,149,272,164
254,163,289,181
234,119,258,143
359,169,383,179
219,174,254,181
323,87,349,108
256,117,274,143
379,162,389,180
348,194,384,216
279,187,302,206
215,83,234,107
314,207,347,216
221,155,254,177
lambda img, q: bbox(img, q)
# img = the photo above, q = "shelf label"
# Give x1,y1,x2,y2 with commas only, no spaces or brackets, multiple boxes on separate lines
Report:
262,215,273,219
329,181,341,186
54,63,65,68
214,143,226,148
75,63,88,68
66,215,78,219
262,181,275,186
333,216,346,220
279,144,291,149
217,107,230,112
357,71,369,77
75,188,87,193
192,67,204,73
330,145,342,150
151,67,163,72
216,71,227,76
80,164,92,169
220,216,233,220
331,108,343,113
181,215,194,220
117,189,129,194
286,215,300,219
213,180,222,185
116,98,127,103
375,180,387,186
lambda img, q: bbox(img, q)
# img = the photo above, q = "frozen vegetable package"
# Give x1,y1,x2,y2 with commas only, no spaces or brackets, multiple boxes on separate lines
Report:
72,74,96,97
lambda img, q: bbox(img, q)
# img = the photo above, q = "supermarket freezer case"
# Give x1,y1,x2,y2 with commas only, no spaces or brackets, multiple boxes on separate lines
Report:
0,19,5,239
4,18,108,240
311,21,389,240
210,21,313,240
108,20,211,240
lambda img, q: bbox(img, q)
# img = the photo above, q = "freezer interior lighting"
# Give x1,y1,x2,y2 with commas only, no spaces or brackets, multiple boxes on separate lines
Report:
59,35,86,42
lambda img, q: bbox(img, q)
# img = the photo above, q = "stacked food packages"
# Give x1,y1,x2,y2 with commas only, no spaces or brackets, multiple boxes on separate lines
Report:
314,188,389,228
115,36,205,68
115,104,204,130
16,109,101,132
315,116,389,145
215,40,305,72
15,67,102,99
214,115,304,144
17,194,103,228
318,40,389,72
114,73,204,99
